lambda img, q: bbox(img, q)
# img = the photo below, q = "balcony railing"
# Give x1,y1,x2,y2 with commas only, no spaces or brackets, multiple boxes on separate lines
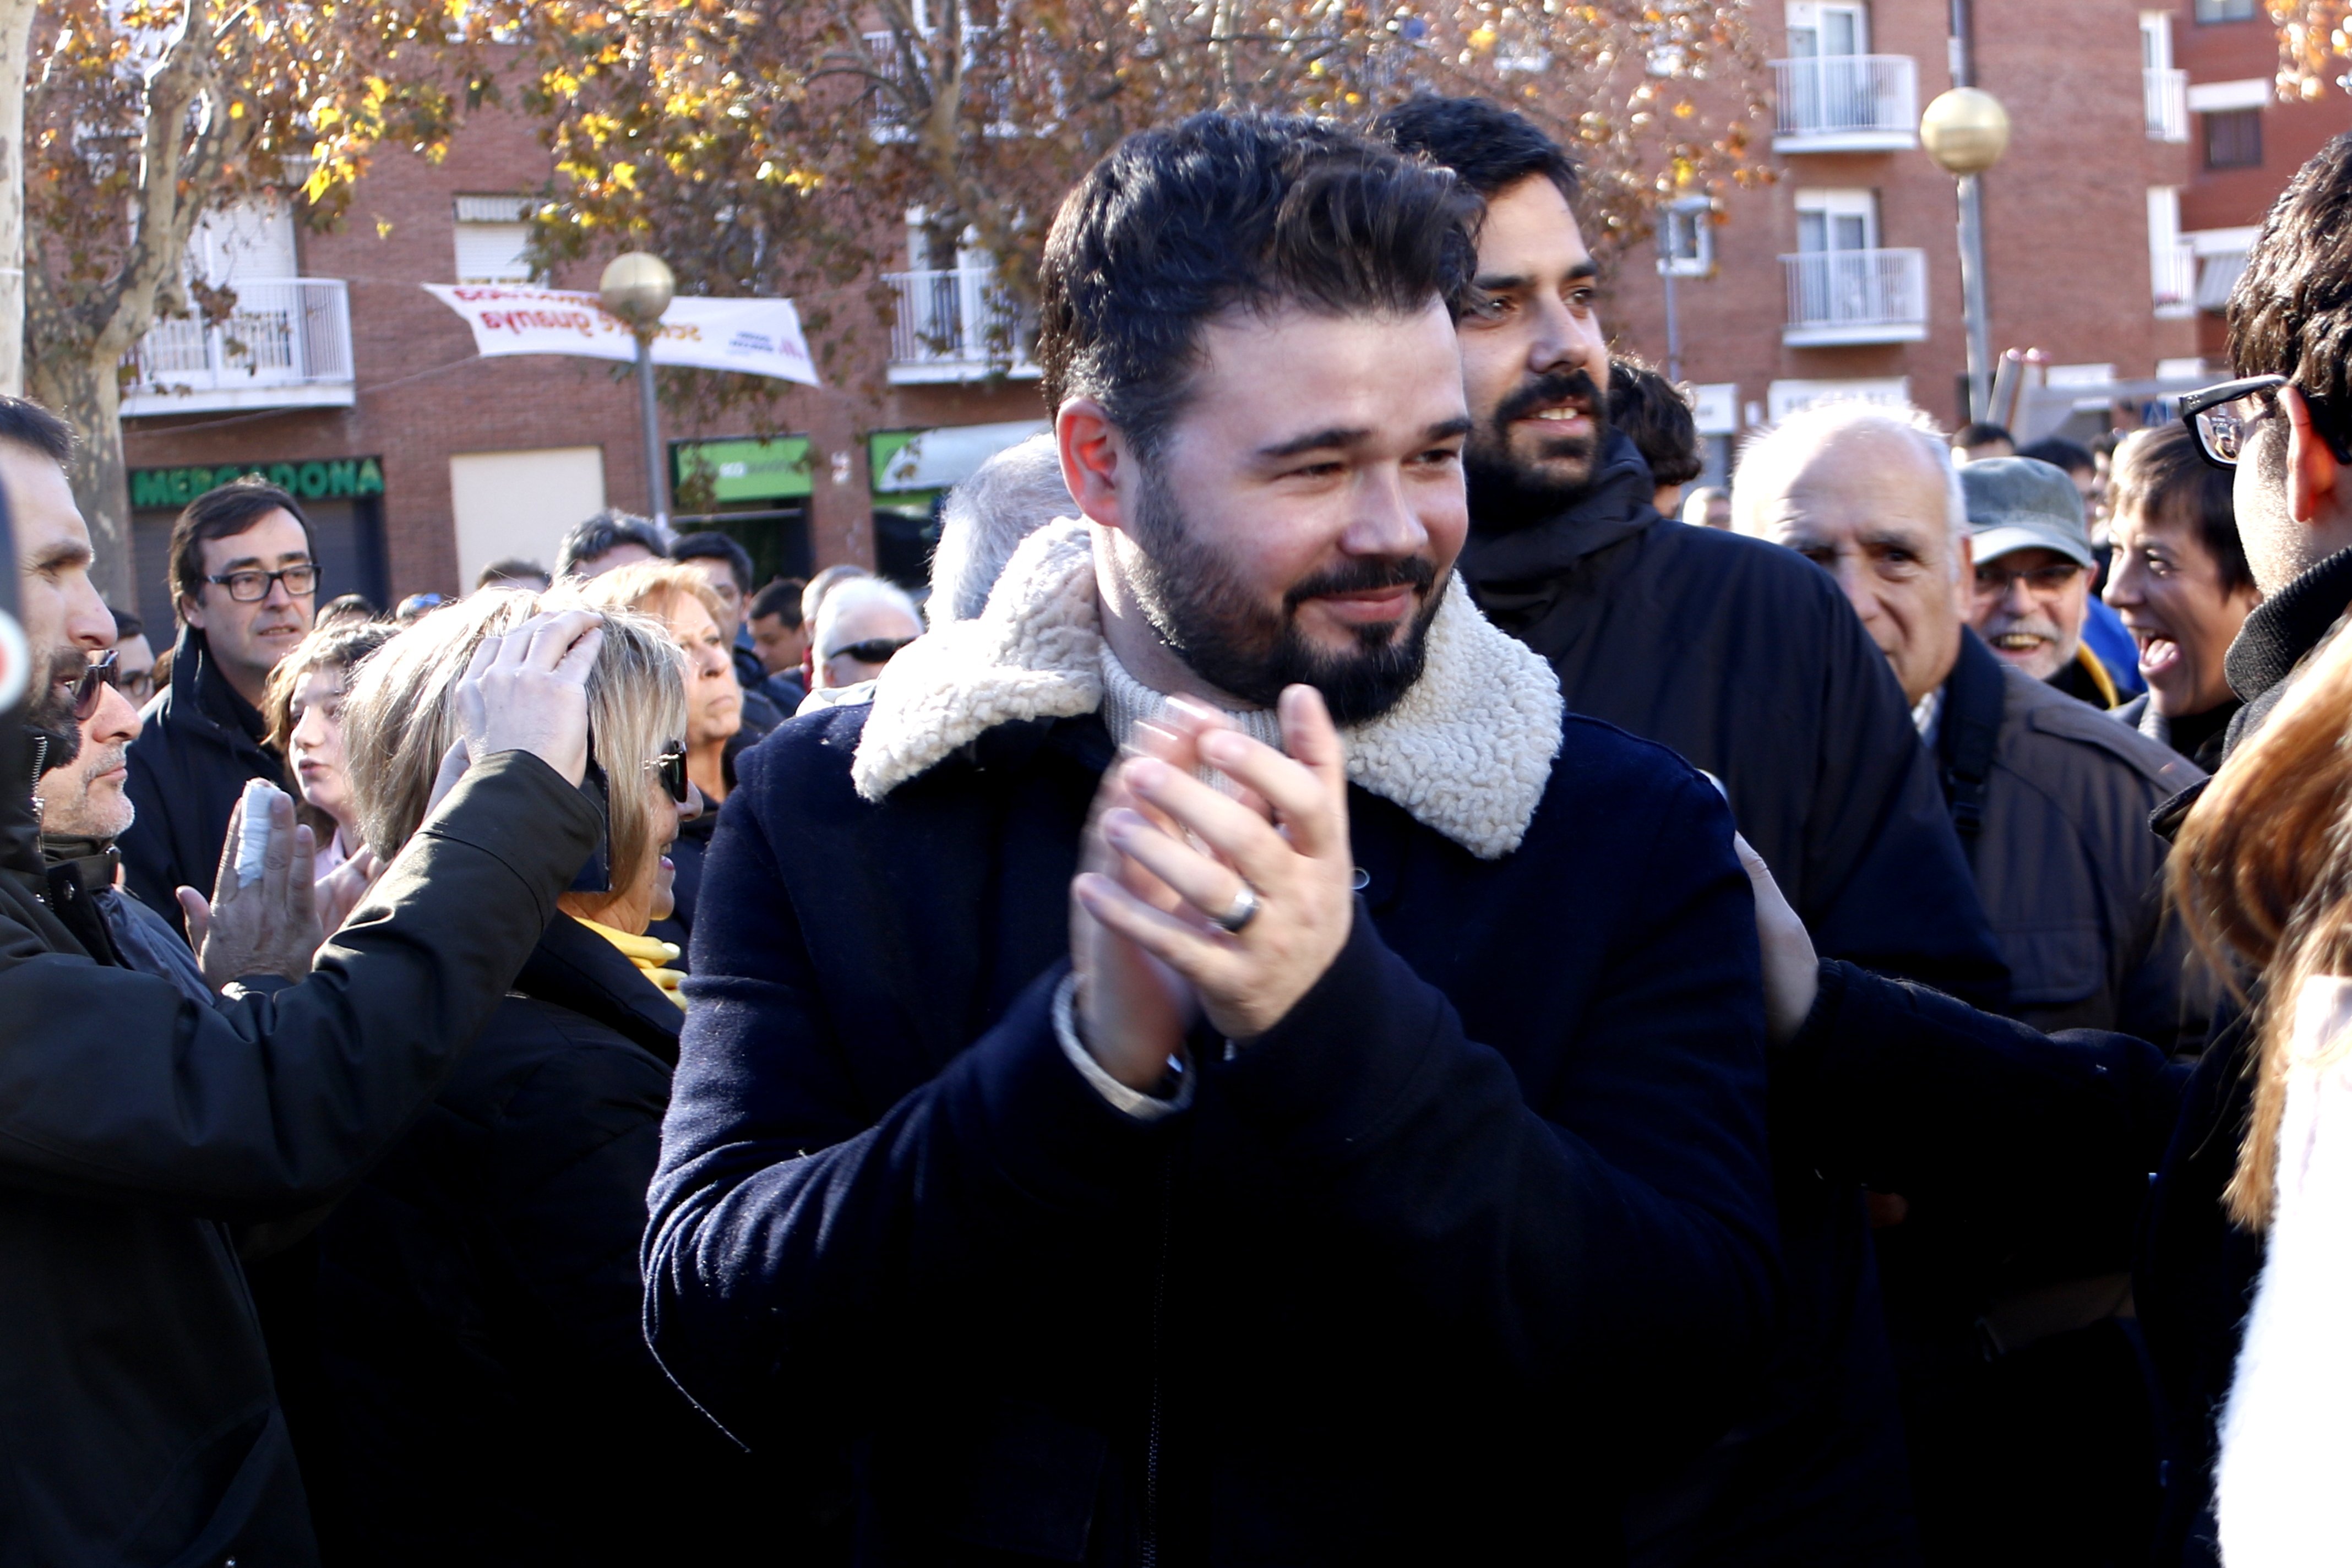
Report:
122,277,355,417
1771,56,1919,151
862,29,1012,131
2152,241,2198,319
2144,67,2190,143
885,266,1040,383
1782,248,1929,345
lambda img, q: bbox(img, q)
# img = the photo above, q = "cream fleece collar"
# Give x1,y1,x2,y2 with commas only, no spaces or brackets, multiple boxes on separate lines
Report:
852,519,1564,859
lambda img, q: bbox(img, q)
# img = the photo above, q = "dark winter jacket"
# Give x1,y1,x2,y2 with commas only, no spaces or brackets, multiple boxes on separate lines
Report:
0,749,598,1568
119,624,287,931
1462,432,2000,1565
1458,429,2006,999
646,522,1779,1565
2113,691,2240,776
1791,546,2352,1568
316,911,752,1565
39,834,214,1009
1932,629,2206,1047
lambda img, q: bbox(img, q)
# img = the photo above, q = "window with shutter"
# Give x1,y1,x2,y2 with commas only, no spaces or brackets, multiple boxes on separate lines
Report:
452,195,535,282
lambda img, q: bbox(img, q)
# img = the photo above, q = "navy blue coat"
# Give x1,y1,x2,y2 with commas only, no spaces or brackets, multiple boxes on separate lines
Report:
647,700,1779,1565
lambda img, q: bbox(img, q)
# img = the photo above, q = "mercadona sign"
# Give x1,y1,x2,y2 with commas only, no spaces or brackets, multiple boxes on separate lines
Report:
131,457,386,509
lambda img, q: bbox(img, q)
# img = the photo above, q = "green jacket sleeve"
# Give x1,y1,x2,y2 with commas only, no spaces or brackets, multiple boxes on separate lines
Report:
0,750,598,1221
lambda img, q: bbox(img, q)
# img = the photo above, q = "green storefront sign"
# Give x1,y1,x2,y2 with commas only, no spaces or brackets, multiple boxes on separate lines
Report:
130,457,385,510
671,437,813,503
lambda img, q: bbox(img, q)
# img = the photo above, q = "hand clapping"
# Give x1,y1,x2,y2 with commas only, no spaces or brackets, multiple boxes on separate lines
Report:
1070,683,1357,1086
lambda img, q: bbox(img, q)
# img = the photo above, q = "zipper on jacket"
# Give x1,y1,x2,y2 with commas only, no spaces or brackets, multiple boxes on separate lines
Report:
1141,1152,1174,1567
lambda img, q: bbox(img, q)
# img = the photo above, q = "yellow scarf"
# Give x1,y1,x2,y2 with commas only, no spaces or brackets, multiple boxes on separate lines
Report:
577,918,688,1010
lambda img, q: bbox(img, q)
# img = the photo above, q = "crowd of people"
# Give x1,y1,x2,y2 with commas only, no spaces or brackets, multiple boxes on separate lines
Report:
7,94,2352,1568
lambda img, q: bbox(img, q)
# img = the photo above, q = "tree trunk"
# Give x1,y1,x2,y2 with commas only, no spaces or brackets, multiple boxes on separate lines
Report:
29,345,133,608
0,0,36,396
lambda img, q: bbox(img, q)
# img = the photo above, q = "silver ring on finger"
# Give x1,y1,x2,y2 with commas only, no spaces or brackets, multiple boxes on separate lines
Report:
1213,880,1260,934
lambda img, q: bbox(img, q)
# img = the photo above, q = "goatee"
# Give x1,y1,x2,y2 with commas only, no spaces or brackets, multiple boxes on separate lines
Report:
1125,461,1442,727
1464,367,1613,531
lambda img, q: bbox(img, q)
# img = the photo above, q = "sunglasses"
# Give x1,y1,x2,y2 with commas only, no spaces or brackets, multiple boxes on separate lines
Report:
2180,374,2289,470
826,636,916,667
650,741,690,803
73,649,119,722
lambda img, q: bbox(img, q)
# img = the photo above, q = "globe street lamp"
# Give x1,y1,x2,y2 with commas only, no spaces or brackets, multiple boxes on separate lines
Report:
1921,87,2011,423
600,251,677,529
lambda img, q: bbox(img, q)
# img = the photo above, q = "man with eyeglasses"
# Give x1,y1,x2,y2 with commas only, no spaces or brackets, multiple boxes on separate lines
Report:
1962,456,2133,709
121,477,318,931
111,605,157,705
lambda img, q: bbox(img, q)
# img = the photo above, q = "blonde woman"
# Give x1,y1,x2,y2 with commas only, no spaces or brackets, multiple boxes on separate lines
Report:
263,619,397,930
311,590,747,1563
578,559,740,959
2173,625,2352,1566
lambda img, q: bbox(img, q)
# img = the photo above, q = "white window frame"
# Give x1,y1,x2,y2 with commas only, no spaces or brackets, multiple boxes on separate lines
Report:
1794,188,1880,253
1785,2,1869,57
451,194,534,284
1657,197,1716,277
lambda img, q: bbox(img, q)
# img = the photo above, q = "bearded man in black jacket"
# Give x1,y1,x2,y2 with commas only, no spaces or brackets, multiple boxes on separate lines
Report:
1378,95,2011,1567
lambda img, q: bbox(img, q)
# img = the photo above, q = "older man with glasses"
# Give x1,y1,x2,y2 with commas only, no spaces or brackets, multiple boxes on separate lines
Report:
121,477,319,932
797,573,924,713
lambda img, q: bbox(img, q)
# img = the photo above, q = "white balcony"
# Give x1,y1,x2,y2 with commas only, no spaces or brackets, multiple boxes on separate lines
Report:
1782,249,1929,345
862,29,1012,134
2144,67,2190,143
2152,241,2198,320
885,266,1040,383
122,278,355,417
1771,56,1919,152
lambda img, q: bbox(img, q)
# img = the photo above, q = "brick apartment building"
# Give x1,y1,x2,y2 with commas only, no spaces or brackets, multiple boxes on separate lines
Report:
1602,0,2351,482
116,99,1047,629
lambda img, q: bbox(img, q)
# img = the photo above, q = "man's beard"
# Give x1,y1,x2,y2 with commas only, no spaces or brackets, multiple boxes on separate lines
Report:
1463,367,1613,530
1125,461,1441,727
25,646,87,769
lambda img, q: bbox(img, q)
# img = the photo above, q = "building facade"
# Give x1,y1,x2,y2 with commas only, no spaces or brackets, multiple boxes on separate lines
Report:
117,101,1048,630
1596,0,2318,472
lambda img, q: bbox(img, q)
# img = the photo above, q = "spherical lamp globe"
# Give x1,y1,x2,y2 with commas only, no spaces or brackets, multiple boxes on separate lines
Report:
1920,88,2012,176
598,252,676,328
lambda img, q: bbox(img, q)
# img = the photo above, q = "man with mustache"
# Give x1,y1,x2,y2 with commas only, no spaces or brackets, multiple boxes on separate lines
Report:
649,113,1779,1561
1379,95,2008,1566
1963,456,2130,709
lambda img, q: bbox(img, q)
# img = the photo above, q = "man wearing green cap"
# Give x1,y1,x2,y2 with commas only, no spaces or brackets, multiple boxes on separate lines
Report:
1965,455,2134,707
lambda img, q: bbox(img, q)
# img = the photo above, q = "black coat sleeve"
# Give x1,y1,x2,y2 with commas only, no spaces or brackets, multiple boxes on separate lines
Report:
0,752,599,1220
1795,589,2008,1006
1776,959,2186,1248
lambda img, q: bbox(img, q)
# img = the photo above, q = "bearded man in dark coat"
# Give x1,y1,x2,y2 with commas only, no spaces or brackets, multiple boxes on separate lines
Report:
647,112,1781,1565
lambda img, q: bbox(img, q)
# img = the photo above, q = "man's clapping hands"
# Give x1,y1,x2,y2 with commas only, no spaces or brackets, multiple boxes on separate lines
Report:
1070,684,1358,1091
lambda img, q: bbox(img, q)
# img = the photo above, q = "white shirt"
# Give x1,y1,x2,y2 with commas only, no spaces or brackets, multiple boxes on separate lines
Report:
2217,974,2352,1566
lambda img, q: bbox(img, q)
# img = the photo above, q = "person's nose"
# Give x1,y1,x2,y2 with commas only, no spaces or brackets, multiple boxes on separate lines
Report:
1527,289,1606,381
66,574,111,652
1998,574,2037,618
91,680,140,745
1341,465,1432,559
679,781,706,823
2103,552,2142,610
1828,553,1880,628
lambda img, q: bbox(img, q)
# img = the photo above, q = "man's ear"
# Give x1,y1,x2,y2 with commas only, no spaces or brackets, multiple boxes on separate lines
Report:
1057,398,1130,535
2282,383,2343,529
178,592,206,633
1951,531,1974,619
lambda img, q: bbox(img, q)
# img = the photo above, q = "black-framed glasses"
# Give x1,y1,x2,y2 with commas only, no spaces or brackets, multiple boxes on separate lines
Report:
2180,374,2289,470
205,562,319,602
826,636,916,667
649,741,690,803
73,650,118,722
1973,560,2087,598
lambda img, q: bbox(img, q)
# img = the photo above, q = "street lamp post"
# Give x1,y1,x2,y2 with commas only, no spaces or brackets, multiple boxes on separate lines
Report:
600,251,677,529
1920,88,2011,423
